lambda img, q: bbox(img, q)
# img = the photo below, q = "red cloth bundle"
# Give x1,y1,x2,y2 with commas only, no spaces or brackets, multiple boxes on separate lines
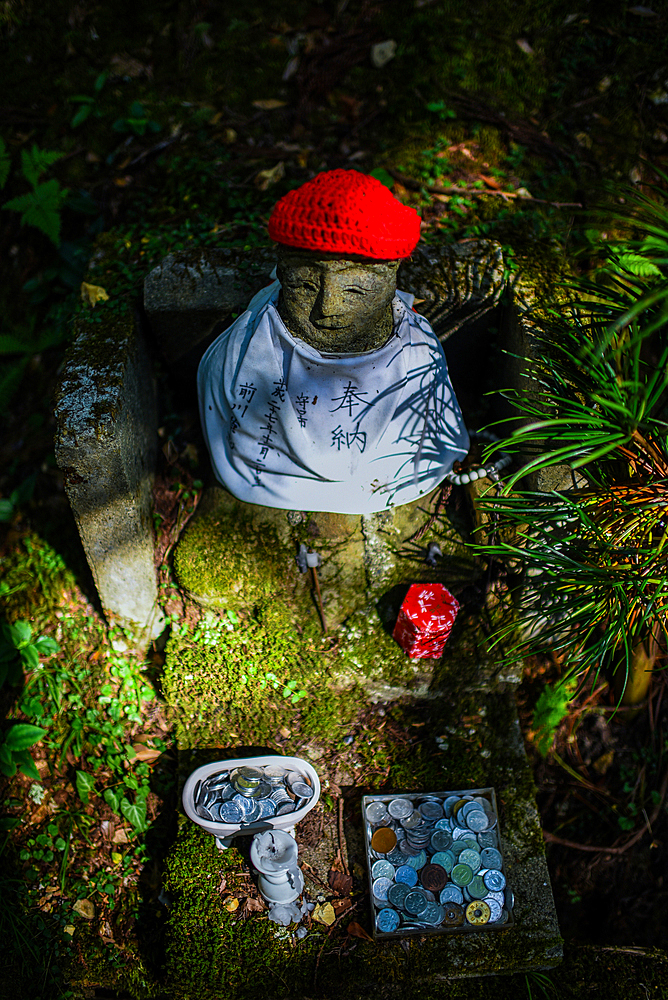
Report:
392,583,460,659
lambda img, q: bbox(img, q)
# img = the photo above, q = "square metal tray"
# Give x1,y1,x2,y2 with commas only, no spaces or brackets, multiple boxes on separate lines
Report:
361,786,514,938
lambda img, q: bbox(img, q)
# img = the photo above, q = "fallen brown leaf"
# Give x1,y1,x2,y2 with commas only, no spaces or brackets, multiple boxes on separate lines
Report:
328,870,353,895
346,920,373,941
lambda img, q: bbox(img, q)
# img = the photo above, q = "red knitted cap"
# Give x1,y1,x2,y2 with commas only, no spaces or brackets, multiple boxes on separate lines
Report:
268,169,421,260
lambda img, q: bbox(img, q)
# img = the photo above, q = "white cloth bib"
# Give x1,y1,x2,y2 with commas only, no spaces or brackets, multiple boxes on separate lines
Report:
198,280,469,514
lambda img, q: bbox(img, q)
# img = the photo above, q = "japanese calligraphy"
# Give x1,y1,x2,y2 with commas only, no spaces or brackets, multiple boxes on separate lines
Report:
331,424,367,453
272,378,287,402
294,393,309,428
238,382,257,402
330,381,368,417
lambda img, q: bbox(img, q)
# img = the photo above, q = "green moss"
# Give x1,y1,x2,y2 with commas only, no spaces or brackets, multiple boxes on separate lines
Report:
162,601,359,748
0,532,74,619
174,508,297,612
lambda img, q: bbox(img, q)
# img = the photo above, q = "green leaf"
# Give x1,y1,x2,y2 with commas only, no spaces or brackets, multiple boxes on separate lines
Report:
15,749,41,781
0,743,16,775
94,71,108,93
103,787,122,814
0,817,21,832
369,168,395,188
0,499,14,522
70,104,92,128
4,723,47,751
20,644,39,670
0,137,10,190
75,770,96,804
20,145,63,187
34,636,59,656
120,797,147,832
8,621,32,647
4,178,69,246
615,253,662,278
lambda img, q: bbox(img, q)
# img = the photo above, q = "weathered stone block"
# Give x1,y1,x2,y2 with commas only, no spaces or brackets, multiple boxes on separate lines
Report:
143,247,276,362
54,310,164,641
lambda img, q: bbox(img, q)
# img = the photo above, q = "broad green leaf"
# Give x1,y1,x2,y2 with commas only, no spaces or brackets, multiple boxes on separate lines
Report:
120,797,147,832
20,644,39,670
0,137,10,190
15,750,41,781
0,499,14,522
8,621,32,647
34,636,59,656
103,787,122,813
75,770,96,804
0,743,15,773
4,723,46,751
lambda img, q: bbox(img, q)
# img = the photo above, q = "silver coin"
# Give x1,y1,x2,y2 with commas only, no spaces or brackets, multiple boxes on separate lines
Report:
480,848,503,869
484,897,503,922
430,830,453,852
232,793,258,816
372,859,395,880
239,801,260,824
263,764,287,783
485,890,505,906
257,798,277,818
404,889,429,915
401,811,422,830
440,884,464,904
195,803,214,821
406,849,427,871
430,850,454,873
478,830,499,849
434,817,453,831
372,876,394,901
291,782,313,800
443,796,460,817
276,801,296,815
376,907,400,933
466,809,489,832
498,908,509,924
366,801,389,825
451,826,469,840
483,869,506,892
459,849,482,872
419,800,443,820
219,801,242,824
388,882,410,908
388,797,413,819
206,771,230,790
420,901,443,924
286,771,308,788
460,800,482,820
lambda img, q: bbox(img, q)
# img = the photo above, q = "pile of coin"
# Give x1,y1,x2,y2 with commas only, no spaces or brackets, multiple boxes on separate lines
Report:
193,764,314,826
363,791,513,936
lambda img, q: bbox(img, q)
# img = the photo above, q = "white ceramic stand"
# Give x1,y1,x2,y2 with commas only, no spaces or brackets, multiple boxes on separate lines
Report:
250,829,304,905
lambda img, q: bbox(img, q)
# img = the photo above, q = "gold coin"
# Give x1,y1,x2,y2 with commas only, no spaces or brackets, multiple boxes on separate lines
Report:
371,827,397,854
465,900,491,925
452,798,469,819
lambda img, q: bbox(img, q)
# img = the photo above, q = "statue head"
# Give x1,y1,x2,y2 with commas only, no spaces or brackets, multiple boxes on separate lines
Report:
268,170,421,354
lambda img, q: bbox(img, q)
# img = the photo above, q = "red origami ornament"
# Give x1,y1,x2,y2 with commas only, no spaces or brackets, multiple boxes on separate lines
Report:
392,584,460,659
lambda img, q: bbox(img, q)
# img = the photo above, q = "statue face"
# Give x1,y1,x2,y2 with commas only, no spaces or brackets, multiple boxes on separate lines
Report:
276,250,400,354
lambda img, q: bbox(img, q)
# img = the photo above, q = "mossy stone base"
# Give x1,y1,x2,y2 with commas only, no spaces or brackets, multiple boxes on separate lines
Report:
163,687,562,996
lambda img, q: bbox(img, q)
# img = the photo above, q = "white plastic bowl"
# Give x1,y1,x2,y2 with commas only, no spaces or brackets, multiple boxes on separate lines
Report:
182,754,321,846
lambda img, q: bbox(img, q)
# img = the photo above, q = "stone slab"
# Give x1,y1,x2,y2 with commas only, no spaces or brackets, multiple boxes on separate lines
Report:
54,310,164,640
143,247,276,363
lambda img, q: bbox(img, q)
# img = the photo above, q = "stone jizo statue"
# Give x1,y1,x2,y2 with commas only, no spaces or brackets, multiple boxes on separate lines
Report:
198,169,469,514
